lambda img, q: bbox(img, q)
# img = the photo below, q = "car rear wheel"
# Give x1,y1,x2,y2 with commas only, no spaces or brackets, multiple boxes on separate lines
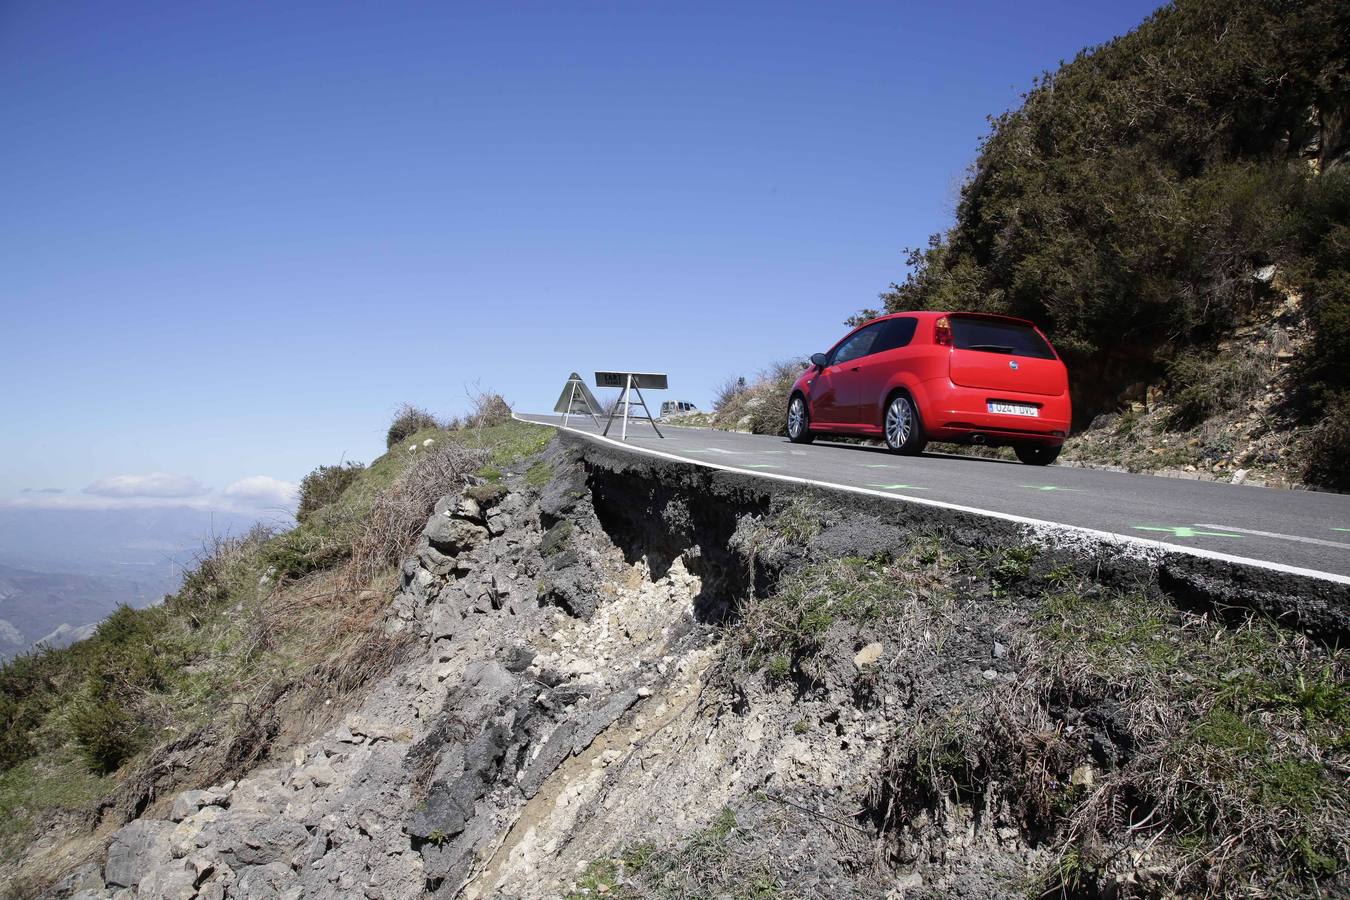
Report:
786,395,814,444
884,394,927,455
1015,444,1061,466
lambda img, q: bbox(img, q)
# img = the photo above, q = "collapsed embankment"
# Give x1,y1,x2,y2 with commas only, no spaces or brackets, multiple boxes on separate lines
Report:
38,428,1349,899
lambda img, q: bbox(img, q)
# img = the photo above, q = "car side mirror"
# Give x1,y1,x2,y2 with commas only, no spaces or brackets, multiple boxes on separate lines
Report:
810,352,828,369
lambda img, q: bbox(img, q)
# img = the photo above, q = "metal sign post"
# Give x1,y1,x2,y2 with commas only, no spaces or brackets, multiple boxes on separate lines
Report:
552,372,604,427
595,371,667,440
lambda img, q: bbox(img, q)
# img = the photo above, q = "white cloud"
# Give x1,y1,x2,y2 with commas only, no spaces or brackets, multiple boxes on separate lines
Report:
84,472,209,499
2,473,299,517
222,475,298,511
0,493,209,511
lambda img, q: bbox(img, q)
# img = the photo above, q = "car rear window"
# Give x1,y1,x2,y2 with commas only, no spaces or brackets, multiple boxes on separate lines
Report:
950,317,1055,359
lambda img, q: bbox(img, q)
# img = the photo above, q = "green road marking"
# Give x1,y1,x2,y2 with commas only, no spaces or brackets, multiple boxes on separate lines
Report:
1334,528,1350,533
862,463,898,468
740,464,781,469
868,483,928,491
1020,484,1084,492
1134,525,1241,538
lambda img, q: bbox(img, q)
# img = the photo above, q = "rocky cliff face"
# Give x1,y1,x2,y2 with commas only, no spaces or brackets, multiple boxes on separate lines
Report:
47,434,1349,899
55,439,725,899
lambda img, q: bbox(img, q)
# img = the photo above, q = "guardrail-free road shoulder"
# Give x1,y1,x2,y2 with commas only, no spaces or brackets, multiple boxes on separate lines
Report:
516,412,1350,588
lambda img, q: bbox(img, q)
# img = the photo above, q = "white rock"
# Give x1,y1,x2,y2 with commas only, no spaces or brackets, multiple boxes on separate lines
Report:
853,642,883,669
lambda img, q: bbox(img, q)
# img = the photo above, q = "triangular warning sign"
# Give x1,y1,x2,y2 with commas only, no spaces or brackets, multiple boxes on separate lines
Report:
553,373,603,424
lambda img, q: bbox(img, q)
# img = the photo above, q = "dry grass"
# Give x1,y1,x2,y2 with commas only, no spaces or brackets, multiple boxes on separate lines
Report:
713,376,750,413
718,530,958,691
871,568,1347,896
567,805,791,899
711,359,807,436
1024,582,1349,893
714,533,1347,897
345,440,487,587
461,384,513,431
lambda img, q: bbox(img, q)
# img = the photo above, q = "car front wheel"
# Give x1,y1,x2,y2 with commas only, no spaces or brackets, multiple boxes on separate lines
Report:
884,394,927,455
1015,444,1061,466
786,395,814,444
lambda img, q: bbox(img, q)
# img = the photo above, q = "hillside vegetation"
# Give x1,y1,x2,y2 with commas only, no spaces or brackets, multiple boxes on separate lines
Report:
709,0,1349,489
0,399,538,894
0,404,1343,898
878,0,1350,486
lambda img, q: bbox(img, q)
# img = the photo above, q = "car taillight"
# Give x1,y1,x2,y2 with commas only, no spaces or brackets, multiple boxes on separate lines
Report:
934,316,953,347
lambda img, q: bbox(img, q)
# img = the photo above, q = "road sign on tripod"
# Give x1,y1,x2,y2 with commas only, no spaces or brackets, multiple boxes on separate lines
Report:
595,371,666,440
553,372,604,427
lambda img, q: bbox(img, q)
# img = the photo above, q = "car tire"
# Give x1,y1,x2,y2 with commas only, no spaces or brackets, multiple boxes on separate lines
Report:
884,393,927,455
1015,444,1061,466
786,394,815,444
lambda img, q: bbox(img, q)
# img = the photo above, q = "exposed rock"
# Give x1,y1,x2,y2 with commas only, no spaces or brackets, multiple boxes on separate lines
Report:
571,689,640,755
502,645,535,673
425,514,489,555
169,785,231,822
454,495,482,521
104,820,176,889
537,520,573,557
45,430,1342,900
195,812,309,869
53,862,104,896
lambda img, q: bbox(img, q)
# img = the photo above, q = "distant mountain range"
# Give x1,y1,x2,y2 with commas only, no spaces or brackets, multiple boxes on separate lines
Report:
0,563,169,660
0,505,272,661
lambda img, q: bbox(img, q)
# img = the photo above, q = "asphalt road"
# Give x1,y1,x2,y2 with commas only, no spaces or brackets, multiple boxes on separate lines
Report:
518,413,1350,583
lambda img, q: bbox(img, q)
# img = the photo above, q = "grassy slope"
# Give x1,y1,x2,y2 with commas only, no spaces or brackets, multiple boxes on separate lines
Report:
566,502,1347,898
0,419,550,891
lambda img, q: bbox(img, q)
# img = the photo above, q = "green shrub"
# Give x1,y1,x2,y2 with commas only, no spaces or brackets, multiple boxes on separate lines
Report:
171,525,271,616
1284,168,1350,413
261,524,349,580
872,0,1350,421
1165,349,1272,430
296,461,366,523
1302,395,1350,490
68,693,142,773
0,690,37,771
386,403,441,449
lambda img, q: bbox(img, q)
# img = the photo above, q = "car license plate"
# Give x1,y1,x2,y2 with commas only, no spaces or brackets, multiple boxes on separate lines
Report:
988,401,1038,417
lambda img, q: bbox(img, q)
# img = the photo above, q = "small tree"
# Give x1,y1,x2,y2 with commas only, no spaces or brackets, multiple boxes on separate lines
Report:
463,388,512,430
713,376,748,413
386,404,441,449
296,461,365,523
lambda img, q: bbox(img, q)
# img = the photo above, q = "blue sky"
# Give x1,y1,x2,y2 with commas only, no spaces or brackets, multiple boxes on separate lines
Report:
0,0,1163,511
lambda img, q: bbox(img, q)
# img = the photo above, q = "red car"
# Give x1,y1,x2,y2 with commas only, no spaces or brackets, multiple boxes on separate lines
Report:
786,311,1072,465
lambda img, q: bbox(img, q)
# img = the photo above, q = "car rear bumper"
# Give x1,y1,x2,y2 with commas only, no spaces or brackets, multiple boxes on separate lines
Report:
923,381,1071,446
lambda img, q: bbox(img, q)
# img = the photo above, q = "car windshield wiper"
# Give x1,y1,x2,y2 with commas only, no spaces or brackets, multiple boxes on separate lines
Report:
967,343,1016,353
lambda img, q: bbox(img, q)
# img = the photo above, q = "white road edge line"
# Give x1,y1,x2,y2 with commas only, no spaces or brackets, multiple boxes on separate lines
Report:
1194,524,1350,551
514,413,1350,587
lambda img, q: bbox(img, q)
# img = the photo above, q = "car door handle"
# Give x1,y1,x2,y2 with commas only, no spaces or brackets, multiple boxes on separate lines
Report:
849,366,861,372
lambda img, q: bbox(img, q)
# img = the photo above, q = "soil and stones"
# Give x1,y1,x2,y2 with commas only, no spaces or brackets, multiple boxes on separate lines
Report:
49,432,1350,899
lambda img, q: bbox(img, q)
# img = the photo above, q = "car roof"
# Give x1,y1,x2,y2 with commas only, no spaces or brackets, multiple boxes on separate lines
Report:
862,310,1039,328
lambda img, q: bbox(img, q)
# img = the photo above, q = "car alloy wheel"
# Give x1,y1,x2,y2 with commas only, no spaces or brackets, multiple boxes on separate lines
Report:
885,396,913,449
787,397,806,438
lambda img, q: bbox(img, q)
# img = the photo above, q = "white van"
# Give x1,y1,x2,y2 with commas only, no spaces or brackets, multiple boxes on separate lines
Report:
659,401,700,419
